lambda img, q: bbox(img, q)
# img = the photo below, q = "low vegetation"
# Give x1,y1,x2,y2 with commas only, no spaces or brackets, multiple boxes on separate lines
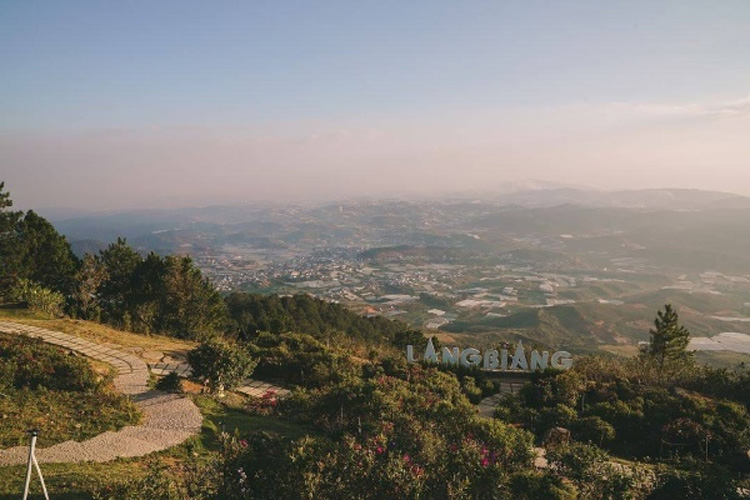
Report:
0,333,140,448
2,182,749,499
188,339,257,394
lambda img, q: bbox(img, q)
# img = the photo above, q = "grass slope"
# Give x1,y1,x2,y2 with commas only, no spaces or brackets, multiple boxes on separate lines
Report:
0,332,141,448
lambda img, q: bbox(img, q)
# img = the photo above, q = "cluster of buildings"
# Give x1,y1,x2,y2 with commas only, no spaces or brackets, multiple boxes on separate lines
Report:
195,243,647,330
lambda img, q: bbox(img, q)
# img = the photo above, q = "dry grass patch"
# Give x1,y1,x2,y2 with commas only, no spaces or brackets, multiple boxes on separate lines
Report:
0,309,194,355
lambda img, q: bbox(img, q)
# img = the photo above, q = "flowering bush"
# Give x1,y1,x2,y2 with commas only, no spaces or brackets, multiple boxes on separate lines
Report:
244,389,279,416
211,364,535,499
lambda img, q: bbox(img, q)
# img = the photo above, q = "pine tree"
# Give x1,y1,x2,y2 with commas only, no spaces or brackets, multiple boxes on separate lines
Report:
98,238,142,326
0,182,18,296
644,304,694,380
15,210,79,293
1,183,78,297
0,182,12,211
72,254,109,320
160,255,228,339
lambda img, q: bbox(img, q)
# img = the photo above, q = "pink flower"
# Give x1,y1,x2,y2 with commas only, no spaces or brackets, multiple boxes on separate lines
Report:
376,446,384,454
481,458,490,467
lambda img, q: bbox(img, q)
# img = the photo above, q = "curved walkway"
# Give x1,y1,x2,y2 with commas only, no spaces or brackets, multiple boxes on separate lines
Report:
476,379,548,468
0,321,203,465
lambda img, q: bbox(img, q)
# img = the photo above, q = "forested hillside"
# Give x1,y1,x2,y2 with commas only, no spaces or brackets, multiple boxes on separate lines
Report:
225,292,407,344
0,182,410,347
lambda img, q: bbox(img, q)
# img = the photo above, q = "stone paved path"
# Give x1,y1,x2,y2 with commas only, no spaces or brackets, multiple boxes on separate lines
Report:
148,355,291,399
236,379,291,398
149,360,193,377
476,380,525,418
0,321,203,465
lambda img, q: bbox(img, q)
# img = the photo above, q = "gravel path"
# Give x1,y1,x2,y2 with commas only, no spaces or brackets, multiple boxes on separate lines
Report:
476,379,548,468
0,321,203,465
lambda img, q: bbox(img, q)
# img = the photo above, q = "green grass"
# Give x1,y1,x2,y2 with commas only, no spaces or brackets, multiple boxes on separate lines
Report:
0,394,309,499
194,395,310,450
0,388,141,448
0,333,141,448
0,461,145,500
0,394,312,500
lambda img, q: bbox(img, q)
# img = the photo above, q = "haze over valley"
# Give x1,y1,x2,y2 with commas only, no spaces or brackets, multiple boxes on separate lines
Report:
49,185,750,364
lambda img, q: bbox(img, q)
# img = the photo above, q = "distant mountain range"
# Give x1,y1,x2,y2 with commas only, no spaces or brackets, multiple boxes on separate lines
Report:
42,187,750,223
487,187,750,210
39,187,750,276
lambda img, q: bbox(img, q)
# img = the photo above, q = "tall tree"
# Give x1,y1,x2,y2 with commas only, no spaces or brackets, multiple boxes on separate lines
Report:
644,304,694,380
72,253,109,321
160,255,228,339
14,210,79,294
127,252,166,333
0,182,20,296
98,238,142,326
0,182,10,211
1,184,78,297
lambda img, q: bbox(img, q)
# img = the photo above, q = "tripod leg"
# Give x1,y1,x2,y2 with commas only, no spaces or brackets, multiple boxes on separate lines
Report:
32,455,50,500
22,435,36,500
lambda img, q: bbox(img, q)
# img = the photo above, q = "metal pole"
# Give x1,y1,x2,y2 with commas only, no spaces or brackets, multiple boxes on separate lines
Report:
21,429,49,500
22,430,37,500
32,454,50,500
705,435,709,462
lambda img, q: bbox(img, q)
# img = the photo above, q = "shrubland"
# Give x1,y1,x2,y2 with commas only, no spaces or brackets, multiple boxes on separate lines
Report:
2,181,749,499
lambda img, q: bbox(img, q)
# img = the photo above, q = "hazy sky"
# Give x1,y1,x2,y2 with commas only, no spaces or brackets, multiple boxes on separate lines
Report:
2,1,750,209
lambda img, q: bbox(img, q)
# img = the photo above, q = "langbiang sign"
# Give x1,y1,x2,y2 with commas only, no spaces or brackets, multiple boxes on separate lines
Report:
407,338,573,372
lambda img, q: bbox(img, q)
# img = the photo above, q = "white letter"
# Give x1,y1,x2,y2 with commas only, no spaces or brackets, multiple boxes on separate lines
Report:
442,347,460,366
407,345,417,363
484,349,499,370
551,351,573,370
530,351,550,371
460,348,482,368
424,338,438,363
510,342,529,371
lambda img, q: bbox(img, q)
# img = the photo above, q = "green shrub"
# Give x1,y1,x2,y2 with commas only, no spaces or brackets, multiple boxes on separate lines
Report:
461,376,484,404
188,339,257,394
156,371,183,393
247,332,361,388
0,333,101,392
547,442,647,500
647,460,743,500
508,471,577,500
10,278,65,317
570,415,616,446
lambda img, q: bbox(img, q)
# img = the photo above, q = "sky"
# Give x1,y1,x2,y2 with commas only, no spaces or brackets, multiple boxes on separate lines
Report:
1,1,750,210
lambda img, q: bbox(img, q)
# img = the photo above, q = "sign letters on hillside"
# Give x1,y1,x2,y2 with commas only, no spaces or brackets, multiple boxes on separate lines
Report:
406,338,573,372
